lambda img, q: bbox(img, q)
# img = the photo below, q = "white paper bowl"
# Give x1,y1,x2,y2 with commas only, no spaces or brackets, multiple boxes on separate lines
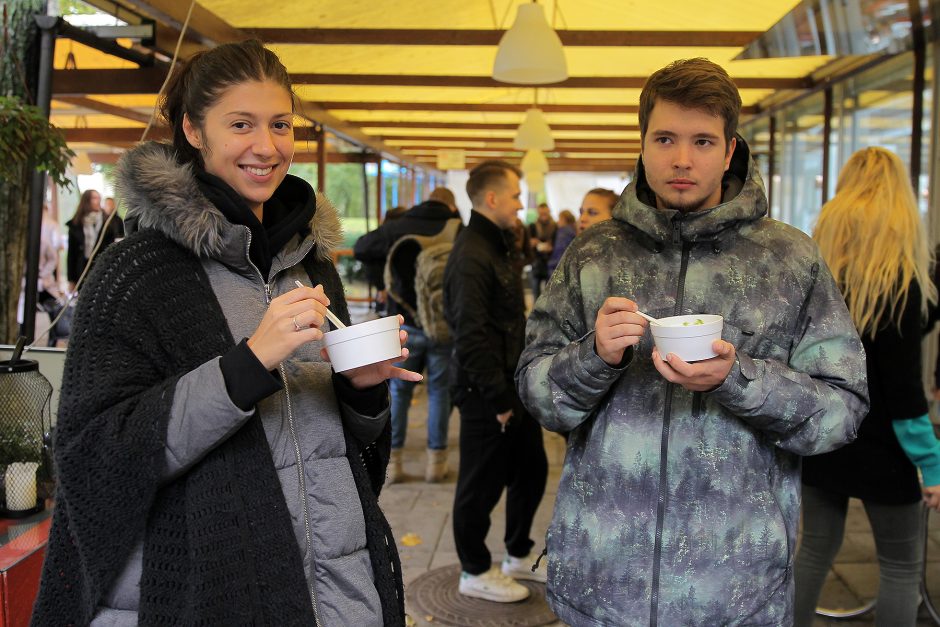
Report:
322,315,402,372
649,314,723,362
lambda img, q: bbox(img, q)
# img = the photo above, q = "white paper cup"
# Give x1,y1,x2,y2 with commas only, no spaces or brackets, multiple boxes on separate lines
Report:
322,315,402,372
649,314,723,362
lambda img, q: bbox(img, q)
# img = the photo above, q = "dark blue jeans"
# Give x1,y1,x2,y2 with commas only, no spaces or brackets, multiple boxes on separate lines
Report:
389,325,452,450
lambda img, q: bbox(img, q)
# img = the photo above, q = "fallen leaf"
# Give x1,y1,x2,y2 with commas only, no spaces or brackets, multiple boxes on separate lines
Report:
401,532,423,547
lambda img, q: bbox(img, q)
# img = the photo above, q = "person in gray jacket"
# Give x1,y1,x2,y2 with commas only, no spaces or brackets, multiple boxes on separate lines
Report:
516,58,869,626
33,41,416,626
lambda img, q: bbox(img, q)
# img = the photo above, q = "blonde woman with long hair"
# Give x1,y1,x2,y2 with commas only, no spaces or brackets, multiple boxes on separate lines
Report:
795,147,940,626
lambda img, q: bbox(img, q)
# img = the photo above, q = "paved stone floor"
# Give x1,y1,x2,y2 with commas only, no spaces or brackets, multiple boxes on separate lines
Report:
357,304,940,626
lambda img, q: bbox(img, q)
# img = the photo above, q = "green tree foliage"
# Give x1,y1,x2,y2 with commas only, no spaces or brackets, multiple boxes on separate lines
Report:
0,96,73,188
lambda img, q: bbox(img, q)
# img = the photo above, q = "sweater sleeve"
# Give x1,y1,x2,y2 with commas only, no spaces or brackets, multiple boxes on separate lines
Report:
893,414,940,487
332,372,390,444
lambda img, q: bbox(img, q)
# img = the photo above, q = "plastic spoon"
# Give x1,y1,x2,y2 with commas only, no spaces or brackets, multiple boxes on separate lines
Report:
635,310,661,326
294,280,347,329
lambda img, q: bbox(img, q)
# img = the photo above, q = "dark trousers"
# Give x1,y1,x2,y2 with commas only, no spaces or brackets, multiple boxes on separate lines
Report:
452,388,548,575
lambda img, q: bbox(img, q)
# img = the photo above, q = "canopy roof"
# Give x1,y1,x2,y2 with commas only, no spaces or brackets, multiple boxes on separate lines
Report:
50,0,859,174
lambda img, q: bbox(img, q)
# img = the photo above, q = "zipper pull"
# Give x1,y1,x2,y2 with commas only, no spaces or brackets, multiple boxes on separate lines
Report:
533,547,547,572
672,221,681,246
264,282,273,304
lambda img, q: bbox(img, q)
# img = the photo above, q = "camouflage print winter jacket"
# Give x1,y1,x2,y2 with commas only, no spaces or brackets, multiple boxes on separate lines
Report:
516,140,868,626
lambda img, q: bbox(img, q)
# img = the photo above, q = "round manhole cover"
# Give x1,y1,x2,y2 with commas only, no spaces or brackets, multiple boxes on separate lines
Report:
405,564,559,626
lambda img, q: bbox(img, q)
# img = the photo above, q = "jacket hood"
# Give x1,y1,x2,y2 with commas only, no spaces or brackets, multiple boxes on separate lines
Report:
614,135,768,244
115,141,342,262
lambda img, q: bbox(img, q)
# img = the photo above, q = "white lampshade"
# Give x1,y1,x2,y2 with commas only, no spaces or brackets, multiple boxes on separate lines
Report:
525,170,545,193
514,107,555,151
521,149,549,174
493,3,568,84
71,151,93,175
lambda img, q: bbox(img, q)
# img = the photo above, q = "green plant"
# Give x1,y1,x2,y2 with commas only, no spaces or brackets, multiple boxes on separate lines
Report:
0,95,74,188
0,421,42,465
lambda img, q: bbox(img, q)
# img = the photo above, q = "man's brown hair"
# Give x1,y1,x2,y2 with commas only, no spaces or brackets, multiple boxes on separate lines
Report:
428,186,456,208
466,160,523,208
638,58,742,146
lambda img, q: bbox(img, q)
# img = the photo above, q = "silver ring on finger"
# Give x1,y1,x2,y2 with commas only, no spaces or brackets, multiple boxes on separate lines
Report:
292,315,302,332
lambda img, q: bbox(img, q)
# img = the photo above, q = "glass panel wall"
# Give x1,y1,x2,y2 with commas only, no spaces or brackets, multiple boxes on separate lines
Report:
921,51,933,214
741,45,933,232
775,93,826,234
740,116,771,203
830,52,919,208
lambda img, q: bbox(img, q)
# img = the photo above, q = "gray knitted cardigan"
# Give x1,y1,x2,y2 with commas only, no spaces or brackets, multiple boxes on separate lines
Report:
31,177,404,626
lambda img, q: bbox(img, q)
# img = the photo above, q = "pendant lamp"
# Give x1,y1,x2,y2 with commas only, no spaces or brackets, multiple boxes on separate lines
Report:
521,149,549,174
492,2,568,85
525,170,546,194
514,107,555,151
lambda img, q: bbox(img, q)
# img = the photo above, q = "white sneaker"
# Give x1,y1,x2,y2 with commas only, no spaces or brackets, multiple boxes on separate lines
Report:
501,553,547,583
458,566,530,602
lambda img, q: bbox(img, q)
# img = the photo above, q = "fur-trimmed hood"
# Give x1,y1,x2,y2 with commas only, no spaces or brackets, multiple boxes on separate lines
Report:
115,141,342,262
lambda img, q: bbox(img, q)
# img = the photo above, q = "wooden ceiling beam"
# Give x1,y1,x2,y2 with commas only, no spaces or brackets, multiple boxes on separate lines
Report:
383,135,638,143
66,3,427,170
413,159,637,173
55,96,154,125
247,28,761,48
87,151,378,164
53,70,805,95
64,126,317,142
293,74,804,90
53,68,167,96
314,101,761,115
360,121,640,131
318,101,640,113
401,146,640,154
118,0,245,47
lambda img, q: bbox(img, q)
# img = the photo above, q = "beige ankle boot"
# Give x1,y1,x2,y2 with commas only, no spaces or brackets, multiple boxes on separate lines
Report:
386,448,404,486
425,448,449,483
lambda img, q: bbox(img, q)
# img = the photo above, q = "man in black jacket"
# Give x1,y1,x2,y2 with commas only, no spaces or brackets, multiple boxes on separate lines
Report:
354,188,459,484
443,161,548,603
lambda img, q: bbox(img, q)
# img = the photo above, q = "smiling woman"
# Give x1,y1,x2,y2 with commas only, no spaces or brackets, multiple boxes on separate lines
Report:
31,40,413,626
181,80,295,220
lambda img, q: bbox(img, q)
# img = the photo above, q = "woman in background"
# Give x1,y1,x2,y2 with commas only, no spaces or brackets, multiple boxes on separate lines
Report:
65,188,102,292
795,147,940,626
577,187,617,234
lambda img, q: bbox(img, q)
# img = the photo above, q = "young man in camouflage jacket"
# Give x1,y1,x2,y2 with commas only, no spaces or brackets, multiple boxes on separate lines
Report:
516,58,869,626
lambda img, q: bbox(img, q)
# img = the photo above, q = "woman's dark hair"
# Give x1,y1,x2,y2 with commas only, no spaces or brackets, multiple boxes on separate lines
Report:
72,189,100,223
160,39,294,166
585,187,618,209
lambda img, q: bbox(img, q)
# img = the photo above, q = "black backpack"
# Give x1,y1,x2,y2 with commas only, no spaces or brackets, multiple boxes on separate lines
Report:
384,219,461,343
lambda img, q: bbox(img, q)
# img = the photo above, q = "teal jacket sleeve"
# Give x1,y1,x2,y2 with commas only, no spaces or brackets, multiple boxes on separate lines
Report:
893,414,940,487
